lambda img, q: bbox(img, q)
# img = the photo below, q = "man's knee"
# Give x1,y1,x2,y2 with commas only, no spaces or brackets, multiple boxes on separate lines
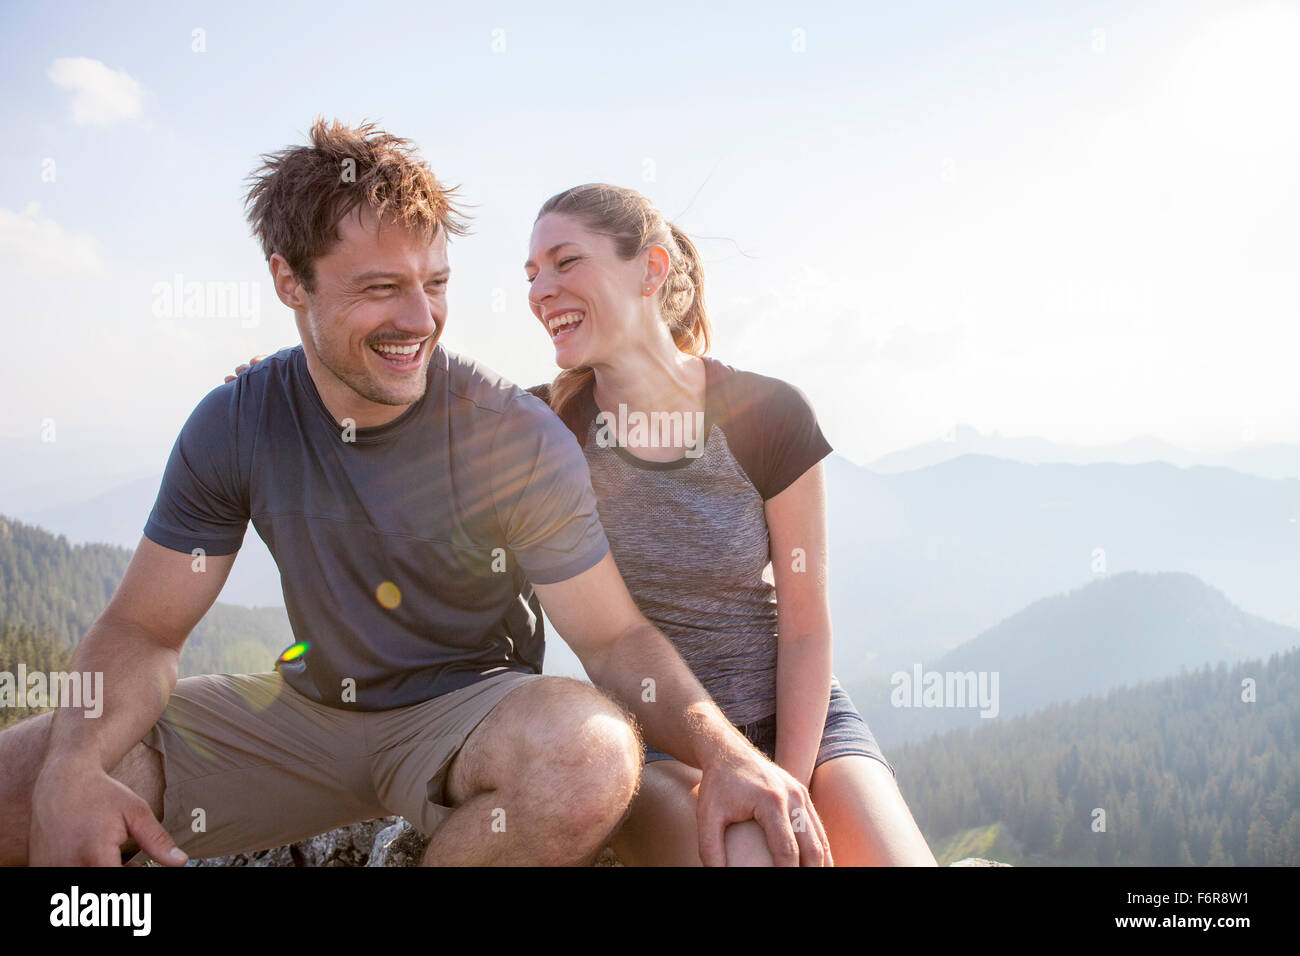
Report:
498,677,643,829
521,678,640,778
0,712,53,864
0,711,55,812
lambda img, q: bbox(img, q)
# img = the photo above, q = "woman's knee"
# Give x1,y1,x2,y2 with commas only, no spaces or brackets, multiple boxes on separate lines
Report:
611,761,777,867
610,760,701,865
724,819,775,866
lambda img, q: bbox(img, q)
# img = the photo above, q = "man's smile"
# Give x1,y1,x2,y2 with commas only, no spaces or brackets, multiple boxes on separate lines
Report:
368,337,429,371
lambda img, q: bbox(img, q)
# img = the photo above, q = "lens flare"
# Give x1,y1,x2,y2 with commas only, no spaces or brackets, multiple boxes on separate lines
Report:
275,641,310,667
376,581,402,610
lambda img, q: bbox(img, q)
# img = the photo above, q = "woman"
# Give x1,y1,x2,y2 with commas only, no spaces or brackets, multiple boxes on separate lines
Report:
522,183,936,866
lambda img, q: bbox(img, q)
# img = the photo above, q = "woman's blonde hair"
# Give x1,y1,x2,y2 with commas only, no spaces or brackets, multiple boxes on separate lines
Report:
535,184,711,419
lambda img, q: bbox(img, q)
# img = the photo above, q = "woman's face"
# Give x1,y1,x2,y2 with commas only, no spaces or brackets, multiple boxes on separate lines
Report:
525,212,659,369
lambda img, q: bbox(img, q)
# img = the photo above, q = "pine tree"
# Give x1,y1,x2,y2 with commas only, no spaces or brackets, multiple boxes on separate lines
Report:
1282,810,1300,866
1245,817,1280,866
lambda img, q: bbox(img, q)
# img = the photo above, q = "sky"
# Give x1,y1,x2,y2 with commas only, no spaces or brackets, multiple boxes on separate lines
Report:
1,0,1297,503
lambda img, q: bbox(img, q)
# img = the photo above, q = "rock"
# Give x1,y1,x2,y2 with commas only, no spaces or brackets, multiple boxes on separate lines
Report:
189,817,405,867
189,815,626,866
303,817,398,866
191,820,985,867
594,846,622,866
189,844,299,867
366,818,430,867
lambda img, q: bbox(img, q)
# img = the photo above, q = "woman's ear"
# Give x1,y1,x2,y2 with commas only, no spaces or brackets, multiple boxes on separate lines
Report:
642,244,671,295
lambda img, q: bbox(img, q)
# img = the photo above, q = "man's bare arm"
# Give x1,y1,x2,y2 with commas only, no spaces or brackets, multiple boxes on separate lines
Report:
532,552,832,867
30,537,235,866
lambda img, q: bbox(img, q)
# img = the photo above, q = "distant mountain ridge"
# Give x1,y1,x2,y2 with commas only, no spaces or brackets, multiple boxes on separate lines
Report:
18,448,1300,687
849,570,1300,747
824,452,1299,682
23,477,285,608
866,423,1300,480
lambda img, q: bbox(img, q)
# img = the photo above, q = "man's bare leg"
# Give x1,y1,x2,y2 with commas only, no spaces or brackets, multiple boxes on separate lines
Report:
0,711,164,866
422,676,642,866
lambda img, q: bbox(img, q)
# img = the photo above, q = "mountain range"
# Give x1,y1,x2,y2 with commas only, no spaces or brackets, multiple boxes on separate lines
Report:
867,423,1300,480
848,570,1300,748
822,453,1298,682
18,448,1300,688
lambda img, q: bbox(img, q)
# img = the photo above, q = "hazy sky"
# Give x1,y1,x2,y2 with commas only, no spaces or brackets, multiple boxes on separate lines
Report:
2,0,1296,494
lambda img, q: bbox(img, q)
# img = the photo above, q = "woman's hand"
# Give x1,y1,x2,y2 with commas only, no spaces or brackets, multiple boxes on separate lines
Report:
223,354,269,383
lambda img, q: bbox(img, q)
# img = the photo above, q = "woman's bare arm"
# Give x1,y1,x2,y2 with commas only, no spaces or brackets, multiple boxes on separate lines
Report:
766,461,834,790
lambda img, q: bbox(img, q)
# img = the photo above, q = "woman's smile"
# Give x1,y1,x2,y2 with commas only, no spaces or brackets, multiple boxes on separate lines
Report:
545,309,586,341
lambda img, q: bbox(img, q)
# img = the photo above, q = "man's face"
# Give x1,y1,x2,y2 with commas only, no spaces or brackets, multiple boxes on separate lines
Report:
297,204,449,410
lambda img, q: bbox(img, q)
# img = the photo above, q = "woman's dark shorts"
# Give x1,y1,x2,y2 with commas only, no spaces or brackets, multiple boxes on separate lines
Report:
643,677,895,778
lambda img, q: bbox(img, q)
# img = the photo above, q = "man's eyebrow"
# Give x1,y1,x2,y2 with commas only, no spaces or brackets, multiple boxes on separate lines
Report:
349,268,451,283
524,242,576,270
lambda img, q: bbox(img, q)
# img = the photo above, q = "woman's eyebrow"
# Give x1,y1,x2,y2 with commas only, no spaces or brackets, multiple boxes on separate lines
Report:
524,242,576,270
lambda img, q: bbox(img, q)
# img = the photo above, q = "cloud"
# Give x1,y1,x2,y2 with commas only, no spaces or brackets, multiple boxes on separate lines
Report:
0,203,106,276
47,57,143,126
878,323,964,369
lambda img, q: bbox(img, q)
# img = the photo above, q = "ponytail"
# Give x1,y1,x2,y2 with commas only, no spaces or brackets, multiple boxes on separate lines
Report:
664,223,711,357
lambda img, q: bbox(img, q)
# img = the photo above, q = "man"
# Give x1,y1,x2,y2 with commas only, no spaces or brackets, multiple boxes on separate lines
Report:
0,118,832,866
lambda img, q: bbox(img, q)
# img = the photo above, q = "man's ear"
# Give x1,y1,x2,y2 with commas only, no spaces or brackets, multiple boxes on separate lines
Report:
269,253,308,310
642,244,670,295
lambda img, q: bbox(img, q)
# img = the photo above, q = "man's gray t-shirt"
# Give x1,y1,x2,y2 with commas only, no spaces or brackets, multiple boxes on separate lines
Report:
144,344,608,710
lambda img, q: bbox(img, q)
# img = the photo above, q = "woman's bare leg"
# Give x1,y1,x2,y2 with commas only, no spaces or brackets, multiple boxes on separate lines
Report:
809,755,937,865
608,759,773,866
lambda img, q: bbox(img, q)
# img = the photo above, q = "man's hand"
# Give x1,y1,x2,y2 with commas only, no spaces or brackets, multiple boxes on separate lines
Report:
223,353,268,383
28,539,235,867
696,743,833,867
29,758,187,867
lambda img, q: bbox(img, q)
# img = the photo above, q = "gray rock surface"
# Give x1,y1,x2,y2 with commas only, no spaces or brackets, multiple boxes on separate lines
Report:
187,819,1002,866
189,817,406,867
365,818,430,867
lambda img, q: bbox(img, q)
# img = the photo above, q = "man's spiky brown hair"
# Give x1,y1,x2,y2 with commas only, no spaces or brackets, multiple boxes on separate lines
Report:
243,117,470,291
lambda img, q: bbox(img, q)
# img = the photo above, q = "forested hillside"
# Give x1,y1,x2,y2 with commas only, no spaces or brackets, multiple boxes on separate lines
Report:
0,515,291,726
894,649,1300,865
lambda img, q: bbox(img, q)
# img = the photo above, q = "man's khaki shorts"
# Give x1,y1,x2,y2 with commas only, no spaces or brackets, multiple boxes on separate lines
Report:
130,668,545,862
